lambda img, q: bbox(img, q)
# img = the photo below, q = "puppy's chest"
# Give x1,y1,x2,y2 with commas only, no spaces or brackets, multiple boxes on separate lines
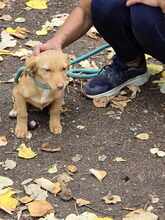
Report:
27,89,54,109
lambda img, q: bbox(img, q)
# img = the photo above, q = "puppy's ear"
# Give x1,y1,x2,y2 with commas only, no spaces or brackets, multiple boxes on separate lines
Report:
25,56,38,75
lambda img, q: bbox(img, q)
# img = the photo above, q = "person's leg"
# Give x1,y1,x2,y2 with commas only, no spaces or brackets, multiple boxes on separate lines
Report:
91,0,144,62
131,4,165,64
84,0,149,98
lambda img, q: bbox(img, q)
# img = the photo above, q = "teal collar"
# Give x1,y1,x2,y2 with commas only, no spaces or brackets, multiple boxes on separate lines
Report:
15,66,51,90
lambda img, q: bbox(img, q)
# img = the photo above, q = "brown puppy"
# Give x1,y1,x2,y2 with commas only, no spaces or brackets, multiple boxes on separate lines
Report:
10,50,69,138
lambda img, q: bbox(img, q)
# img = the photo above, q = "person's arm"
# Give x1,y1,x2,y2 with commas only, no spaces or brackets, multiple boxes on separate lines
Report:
34,0,92,54
127,0,165,13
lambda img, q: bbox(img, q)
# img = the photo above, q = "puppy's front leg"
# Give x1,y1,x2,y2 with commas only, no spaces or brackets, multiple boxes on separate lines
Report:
13,88,28,138
49,99,62,135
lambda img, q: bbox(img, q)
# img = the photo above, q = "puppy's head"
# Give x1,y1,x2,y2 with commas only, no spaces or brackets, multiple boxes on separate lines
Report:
26,50,69,92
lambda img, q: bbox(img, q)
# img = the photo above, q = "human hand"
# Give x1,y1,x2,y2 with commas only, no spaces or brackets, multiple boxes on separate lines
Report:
126,0,165,13
33,38,62,56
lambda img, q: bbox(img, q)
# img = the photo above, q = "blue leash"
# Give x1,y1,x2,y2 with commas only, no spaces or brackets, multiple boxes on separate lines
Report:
15,43,110,82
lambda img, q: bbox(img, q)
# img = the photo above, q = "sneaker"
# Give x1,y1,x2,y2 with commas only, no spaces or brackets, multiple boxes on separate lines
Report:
84,56,150,98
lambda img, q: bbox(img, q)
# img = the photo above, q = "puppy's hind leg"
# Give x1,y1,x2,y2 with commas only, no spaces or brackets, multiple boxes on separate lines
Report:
49,99,63,135
13,88,28,138
9,97,17,118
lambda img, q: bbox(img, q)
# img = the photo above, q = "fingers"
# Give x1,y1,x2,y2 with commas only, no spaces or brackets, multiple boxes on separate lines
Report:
126,0,142,6
33,43,46,56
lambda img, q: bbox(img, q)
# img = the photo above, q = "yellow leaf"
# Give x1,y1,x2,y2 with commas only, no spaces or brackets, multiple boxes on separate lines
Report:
17,143,37,159
67,164,78,173
147,63,163,75
0,50,13,56
26,0,48,9
0,188,18,214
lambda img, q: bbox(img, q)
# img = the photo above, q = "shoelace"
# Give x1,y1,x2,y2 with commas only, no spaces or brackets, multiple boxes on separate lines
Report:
98,56,127,78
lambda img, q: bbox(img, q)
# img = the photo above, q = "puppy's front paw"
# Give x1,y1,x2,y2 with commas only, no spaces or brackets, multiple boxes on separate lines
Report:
15,124,28,138
49,121,62,135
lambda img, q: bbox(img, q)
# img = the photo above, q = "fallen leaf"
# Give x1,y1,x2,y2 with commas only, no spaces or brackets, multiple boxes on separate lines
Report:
15,17,26,23
27,200,54,217
2,159,16,170
48,164,58,174
86,26,100,40
26,0,48,9
127,85,141,99
21,178,33,185
24,183,48,200
72,154,83,162
19,196,33,204
41,143,61,153
150,147,165,157
34,177,61,195
13,48,32,58
77,125,85,130
123,208,158,220
0,136,7,147
51,13,69,27
93,97,111,108
0,2,6,9
17,143,37,159
57,173,73,184
66,212,97,220
113,157,126,162
135,133,150,140
0,176,13,190
76,198,91,207
103,193,121,204
150,194,159,204
67,164,78,173
89,169,107,182
98,155,107,162
39,213,59,220
6,26,30,39
0,14,12,21
147,63,163,75
0,31,17,50
0,188,18,214
25,40,41,48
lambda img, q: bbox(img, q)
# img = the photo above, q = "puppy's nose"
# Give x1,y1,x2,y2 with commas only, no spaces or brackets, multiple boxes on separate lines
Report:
57,83,64,90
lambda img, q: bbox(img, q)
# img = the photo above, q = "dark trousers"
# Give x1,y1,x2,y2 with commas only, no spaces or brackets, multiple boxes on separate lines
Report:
91,0,165,63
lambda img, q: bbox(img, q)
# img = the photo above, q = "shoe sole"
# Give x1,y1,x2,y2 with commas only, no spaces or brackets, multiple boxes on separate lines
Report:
85,72,150,99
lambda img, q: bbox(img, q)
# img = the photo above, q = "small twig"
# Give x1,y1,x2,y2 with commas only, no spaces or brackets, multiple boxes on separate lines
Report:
74,202,79,216
84,204,118,217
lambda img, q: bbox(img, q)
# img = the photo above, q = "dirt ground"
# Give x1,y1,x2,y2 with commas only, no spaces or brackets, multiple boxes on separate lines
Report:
0,0,165,219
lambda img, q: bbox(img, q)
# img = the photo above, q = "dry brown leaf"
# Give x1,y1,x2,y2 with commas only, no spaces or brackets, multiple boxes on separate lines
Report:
27,200,54,217
0,31,17,50
25,40,41,48
0,136,7,147
67,165,78,173
89,168,107,182
86,26,100,40
6,27,30,39
41,143,61,152
57,173,73,184
19,196,33,204
127,85,141,99
135,133,149,140
0,14,12,21
76,198,91,207
93,96,112,108
103,193,121,204
123,208,158,220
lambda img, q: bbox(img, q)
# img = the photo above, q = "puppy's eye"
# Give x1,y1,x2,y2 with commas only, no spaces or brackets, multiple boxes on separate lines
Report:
43,68,51,72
